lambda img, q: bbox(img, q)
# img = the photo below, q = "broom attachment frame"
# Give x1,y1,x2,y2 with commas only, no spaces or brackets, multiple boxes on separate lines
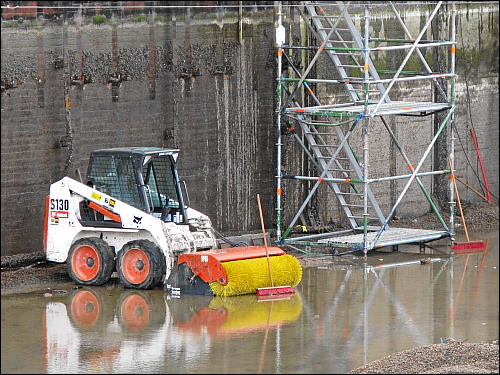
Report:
178,246,286,286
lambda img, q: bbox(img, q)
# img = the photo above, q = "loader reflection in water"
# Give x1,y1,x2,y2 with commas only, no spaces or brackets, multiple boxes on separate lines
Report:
174,294,302,337
44,287,303,373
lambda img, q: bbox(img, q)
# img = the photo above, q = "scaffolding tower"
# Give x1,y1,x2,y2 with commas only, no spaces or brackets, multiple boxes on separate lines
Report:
275,1,457,254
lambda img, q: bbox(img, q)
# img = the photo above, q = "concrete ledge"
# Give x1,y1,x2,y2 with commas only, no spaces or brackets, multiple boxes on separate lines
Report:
1,251,46,268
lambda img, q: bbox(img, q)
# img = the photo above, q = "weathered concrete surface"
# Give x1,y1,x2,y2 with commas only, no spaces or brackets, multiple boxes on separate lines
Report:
1,3,498,256
1,4,277,256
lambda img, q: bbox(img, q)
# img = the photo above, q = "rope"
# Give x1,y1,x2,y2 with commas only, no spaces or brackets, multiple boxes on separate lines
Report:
455,15,498,202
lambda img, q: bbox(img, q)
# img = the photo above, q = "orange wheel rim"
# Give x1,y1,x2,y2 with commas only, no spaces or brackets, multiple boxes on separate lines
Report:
121,248,150,284
120,294,150,330
71,245,100,281
70,290,100,327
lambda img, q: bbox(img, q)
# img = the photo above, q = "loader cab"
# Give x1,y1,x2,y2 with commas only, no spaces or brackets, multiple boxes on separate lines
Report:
84,147,187,224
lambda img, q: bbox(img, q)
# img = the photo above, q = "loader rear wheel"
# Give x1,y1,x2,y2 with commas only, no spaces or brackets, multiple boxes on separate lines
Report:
117,240,166,289
67,237,115,286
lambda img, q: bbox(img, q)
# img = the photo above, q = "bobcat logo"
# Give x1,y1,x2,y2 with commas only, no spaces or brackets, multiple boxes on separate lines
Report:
133,216,142,224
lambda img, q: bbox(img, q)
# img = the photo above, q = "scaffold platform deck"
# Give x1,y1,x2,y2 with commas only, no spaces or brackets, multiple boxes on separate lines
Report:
316,228,450,250
285,101,451,117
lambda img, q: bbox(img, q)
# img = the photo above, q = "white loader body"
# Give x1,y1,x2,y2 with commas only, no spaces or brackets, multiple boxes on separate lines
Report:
45,177,217,281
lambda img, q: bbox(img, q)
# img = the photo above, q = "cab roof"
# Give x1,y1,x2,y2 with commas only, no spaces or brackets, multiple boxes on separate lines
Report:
91,147,179,156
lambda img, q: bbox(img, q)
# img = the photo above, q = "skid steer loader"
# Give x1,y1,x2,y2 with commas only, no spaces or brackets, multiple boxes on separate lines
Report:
44,147,302,296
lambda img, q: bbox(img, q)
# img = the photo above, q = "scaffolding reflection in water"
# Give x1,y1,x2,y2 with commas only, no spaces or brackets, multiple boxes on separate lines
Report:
39,242,496,373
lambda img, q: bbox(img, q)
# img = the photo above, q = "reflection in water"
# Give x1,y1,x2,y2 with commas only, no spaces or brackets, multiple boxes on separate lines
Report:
174,294,302,337
45,289,170,373
2,230,497,374
43,288,303,373
286,233,497,373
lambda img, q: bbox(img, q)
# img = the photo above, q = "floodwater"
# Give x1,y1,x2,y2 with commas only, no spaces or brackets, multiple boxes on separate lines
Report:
1,230,498,374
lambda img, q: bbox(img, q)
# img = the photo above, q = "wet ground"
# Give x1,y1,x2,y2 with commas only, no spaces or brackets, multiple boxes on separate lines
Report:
1,229,498,374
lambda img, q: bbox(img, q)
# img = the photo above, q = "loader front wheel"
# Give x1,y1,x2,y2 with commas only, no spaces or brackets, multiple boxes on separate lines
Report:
67,238,115,286
117,240,166,289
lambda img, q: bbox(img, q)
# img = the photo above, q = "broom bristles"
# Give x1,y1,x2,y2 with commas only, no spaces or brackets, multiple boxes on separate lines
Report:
209,254,302,297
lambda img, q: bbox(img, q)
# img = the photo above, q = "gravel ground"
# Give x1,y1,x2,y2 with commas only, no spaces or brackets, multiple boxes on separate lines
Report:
1,259,70,295
394,201,499,231
349,341,499,374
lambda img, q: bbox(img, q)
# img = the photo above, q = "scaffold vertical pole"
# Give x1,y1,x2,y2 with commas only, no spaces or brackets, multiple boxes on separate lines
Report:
362,5,370,253
276,2,284,240
449,1,457,236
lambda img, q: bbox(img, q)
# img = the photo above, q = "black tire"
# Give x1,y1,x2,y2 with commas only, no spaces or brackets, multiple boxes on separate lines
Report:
117,240,166,289
67,237,115,286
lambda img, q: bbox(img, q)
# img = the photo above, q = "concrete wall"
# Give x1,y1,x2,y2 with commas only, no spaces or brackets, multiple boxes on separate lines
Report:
1,2,498,256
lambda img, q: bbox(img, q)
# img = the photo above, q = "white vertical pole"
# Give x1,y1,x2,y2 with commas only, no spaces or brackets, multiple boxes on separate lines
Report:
449,1,457,236
362,5,370,253
276,2,285,240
